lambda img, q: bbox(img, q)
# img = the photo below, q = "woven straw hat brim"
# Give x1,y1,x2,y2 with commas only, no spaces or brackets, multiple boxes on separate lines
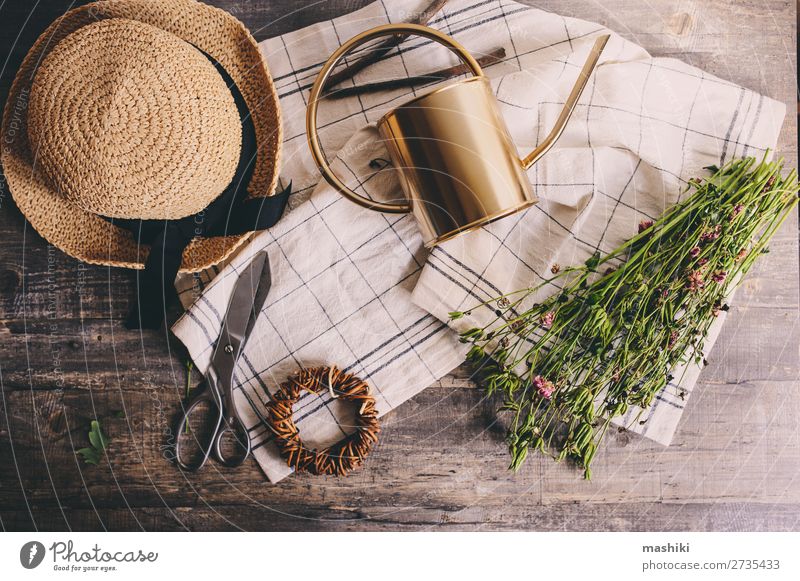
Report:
1,0,283,273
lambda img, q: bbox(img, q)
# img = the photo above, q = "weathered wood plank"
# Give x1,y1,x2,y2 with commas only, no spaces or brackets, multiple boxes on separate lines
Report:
4,501,800,532
0,318,190,390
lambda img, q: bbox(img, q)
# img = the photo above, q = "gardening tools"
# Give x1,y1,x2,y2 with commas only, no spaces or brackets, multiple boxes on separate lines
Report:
174,251,272,471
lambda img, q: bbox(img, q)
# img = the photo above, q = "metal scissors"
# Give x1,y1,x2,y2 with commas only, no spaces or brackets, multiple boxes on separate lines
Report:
175,251,272,471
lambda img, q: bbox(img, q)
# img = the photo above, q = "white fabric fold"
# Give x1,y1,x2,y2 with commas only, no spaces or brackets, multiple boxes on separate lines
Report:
173,0,785,481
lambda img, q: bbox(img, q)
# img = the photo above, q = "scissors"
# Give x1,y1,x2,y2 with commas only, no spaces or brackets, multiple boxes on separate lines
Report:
175,251,272,471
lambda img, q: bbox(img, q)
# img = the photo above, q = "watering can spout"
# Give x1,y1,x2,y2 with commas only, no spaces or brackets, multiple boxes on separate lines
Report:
521,34,610,170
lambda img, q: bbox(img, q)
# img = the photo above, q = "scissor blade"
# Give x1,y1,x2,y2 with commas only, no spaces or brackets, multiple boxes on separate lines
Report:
212,251,270,367
245,254,272,341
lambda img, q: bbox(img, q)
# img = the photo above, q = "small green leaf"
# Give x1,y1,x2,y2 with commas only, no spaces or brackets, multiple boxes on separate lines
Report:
88,420,108,451
78,420,109,466
509,444,528,472
76,447,101,466
88,426,100,449
587,293,602,305
585,251,601,269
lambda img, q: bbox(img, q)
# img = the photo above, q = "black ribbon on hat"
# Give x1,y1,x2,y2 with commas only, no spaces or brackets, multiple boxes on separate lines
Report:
109,56,290,330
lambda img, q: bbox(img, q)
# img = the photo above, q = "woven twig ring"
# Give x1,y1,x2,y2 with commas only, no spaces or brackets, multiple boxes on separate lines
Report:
265,366,380,476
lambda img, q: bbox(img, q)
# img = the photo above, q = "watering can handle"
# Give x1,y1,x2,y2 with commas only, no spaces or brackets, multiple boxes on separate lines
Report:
306,23,484,214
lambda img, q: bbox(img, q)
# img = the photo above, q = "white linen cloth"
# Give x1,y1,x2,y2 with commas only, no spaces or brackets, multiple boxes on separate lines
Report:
173,0,785,482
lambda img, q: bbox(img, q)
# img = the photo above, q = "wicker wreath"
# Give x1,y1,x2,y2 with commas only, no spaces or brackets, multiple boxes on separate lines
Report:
265,366,380,476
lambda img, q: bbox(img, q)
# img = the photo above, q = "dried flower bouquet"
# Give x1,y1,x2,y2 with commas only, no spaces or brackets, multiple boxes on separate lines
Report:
451,156,799,478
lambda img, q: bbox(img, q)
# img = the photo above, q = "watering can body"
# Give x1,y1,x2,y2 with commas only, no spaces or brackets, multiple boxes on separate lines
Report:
377,76,536,245
307,24,609,247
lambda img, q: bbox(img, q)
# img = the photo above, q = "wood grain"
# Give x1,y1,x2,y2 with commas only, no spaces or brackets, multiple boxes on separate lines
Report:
0,0,797,532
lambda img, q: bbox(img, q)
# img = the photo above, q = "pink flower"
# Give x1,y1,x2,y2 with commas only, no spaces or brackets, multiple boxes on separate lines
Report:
532,375,555,399
712,270,727,283
638,219,654,233
731,204,744,219
700,224,722,242
736,248,748,262
541,311,555,329
668,330,679,348
697,257,709,267
690,246,701,258
687,270,705,293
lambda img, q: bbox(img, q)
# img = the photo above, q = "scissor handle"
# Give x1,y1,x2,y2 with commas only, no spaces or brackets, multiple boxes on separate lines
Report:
212,414,252,468
175,383,223,472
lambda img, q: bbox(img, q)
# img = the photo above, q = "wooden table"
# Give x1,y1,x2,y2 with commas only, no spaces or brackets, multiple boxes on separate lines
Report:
1,0,797,531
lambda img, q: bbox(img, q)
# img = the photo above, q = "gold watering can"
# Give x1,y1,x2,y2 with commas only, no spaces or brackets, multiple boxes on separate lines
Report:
307,24,610,247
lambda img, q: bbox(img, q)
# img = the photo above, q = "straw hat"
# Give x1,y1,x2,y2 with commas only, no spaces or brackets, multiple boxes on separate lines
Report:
1,0,282,272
